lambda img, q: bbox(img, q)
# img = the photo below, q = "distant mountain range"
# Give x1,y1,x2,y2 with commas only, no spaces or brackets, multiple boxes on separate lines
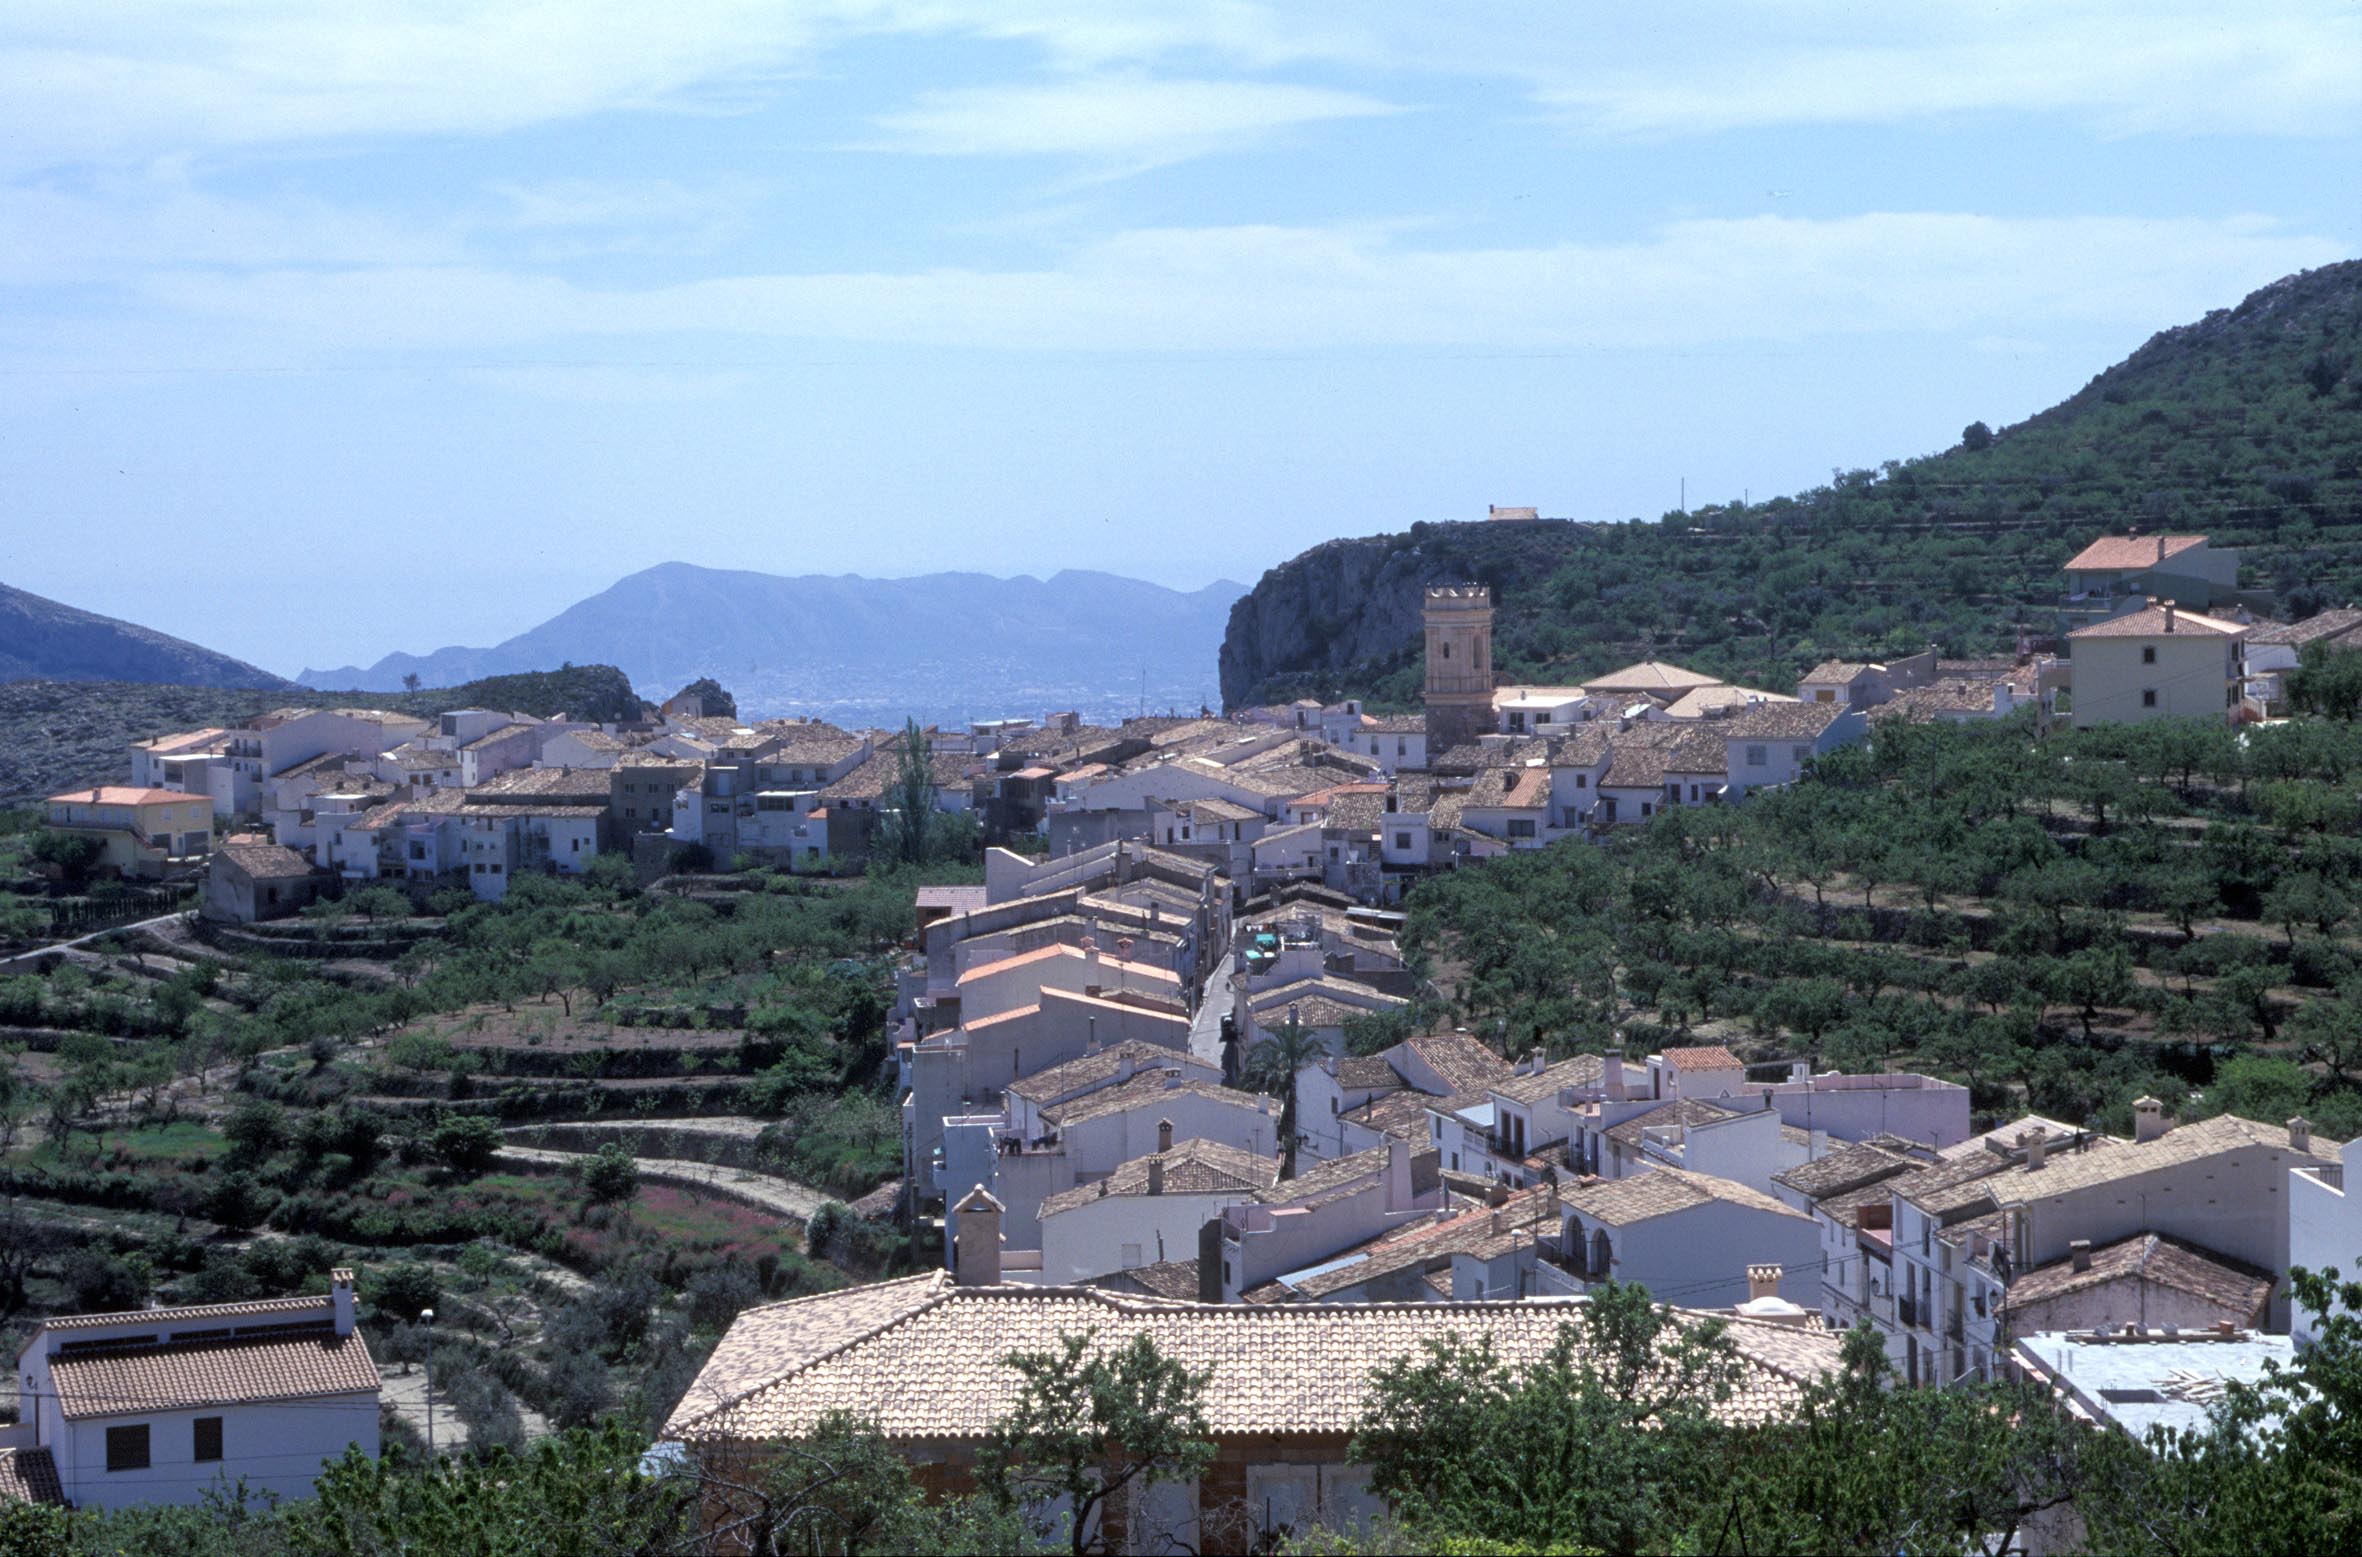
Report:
301,563,1248,725
0,582,297,691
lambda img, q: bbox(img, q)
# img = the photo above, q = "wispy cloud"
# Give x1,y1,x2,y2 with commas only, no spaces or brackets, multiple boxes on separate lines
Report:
124,213,2345,359
1521,3,2361,137
868,75,1400,166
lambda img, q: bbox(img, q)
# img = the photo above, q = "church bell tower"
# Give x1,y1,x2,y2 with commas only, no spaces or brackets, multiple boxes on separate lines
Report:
1422,584,1495,753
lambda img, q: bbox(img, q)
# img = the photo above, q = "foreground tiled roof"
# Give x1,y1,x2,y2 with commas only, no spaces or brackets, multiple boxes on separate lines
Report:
668,1276,1840,1442
0,1446,62,1507
2063,534,2208,572
49,1330,379,1420
39,1294,329,1332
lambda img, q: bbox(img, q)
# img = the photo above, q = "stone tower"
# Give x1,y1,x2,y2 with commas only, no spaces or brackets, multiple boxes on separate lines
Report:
1423,584,1495,753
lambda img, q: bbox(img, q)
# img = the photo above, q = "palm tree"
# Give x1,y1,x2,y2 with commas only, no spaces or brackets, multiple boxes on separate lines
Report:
1242,1012,1324,1179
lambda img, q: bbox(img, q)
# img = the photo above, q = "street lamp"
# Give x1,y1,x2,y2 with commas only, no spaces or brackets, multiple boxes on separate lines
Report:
420,1307,436,1461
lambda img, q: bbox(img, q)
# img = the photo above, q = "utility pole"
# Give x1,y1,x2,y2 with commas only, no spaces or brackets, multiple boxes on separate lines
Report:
420,1307,436,1460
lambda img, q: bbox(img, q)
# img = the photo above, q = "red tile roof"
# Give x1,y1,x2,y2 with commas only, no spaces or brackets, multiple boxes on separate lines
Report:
49,1330,379,1419
2063,534,2207,572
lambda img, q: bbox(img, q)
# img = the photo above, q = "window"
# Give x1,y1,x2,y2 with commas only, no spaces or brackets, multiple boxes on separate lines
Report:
1792,746,1809,764
193,1416,223,1462
2142,646,2157,664
1395,832,1412,850
1745,745,1767,766
2142,690,2158,708
107,1424,150,1472
1575,773,1587,787
1331,1097,1339,1114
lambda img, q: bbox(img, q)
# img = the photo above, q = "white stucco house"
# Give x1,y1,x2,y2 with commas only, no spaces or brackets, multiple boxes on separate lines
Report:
7,1270,380,1512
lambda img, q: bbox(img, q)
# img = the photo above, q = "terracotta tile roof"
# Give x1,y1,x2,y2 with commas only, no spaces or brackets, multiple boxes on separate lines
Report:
1038,1073,1269,1131
1661,1045,1744,1070
1338,1090,1449,1143
215,842,313,880
664,1275,953,1429
2002,1233,2274,1320
1719,702,1852,740
2248,607,2362,648
1563,1167,1810,1228
2064,534,2208,572
2068,604,2248,640
1771,1136,1929,1201
669,1277,1838,1441
49,1329,379,1419
1465,767,1551,810
39,1295,327,1332
1362,713,1428,734
1984,1114,2338,1203
1257,1143,1437,1206
1333,1055,1405,1091
1546,725,1617,767
46,786,202,808
1087,1258,1204,1302
1661,685,1796,719
1495,1053,1606,1107
1602,1097,1742,1150
1872,680,2007,722
1582,661,1724,695
1404,1033,1516,1095
0,1446,62,1507
465,766,611,803
1265,1187,1562,1300
1801,660,1877,683
1039,1140,1278,1217
958,942,1178,991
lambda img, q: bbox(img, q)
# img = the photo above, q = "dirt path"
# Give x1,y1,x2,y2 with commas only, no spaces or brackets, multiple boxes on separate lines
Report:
491,1144,834,1223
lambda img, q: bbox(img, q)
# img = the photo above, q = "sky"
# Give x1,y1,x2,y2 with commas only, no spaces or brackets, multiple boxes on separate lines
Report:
1,2,2355,678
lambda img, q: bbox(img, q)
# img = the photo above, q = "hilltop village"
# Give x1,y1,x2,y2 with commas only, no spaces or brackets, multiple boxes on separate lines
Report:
6,525,2362,1553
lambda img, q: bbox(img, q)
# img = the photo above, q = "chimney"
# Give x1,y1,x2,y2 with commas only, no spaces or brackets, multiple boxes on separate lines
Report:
1083,940,1102,999
2290,1116,2313,1153
2164,602,2177,633
1148,1156,1166,1197
2069,1239,2093,1273
1158,1117,1175,1154
1528,1044,1546,1077
1604,1046,1626,1102
2157,535,2167,563
2019,1128,2047,1172
1385,1136,1414,1211
330,1267,356,1335
2133,1096,2167,1144
953,1186,1004,1285
1489,1207,1504,1235
1746,1264,1781,1303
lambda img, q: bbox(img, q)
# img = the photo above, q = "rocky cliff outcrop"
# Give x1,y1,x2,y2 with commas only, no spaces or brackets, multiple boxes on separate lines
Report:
1218,522,1591,708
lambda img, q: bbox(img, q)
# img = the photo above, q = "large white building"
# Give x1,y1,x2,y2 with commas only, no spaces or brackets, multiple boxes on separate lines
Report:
5,1270,380,1512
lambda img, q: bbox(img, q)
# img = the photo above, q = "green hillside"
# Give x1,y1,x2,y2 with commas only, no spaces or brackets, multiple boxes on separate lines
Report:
1221,260,2362,707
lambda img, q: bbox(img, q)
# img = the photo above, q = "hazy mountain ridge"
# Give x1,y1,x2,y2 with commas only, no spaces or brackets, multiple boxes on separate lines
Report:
303,563,1247,722
0,582,298,691
1221,260,2362,708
